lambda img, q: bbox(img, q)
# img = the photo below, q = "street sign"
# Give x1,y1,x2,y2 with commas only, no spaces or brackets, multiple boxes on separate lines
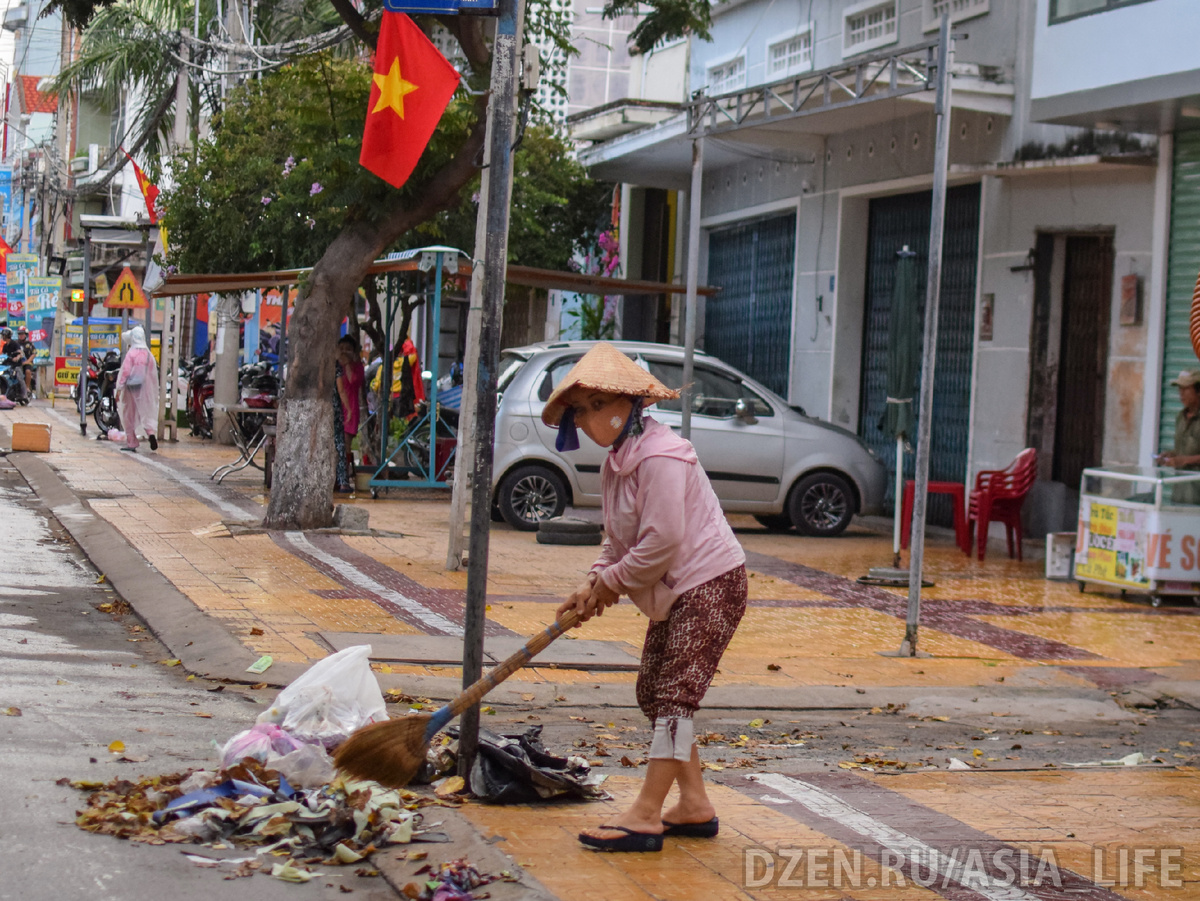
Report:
104,266,150,309
383,0,496,14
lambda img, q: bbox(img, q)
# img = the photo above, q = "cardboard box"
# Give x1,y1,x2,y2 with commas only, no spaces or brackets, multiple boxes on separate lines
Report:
11,422,51,453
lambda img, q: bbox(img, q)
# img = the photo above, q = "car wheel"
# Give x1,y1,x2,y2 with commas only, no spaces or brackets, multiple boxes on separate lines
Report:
789,472,855,537
754,514,794,532
498,465,567,531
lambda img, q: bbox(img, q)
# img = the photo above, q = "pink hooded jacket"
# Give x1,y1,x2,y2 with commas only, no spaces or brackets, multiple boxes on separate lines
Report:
591,418,746,621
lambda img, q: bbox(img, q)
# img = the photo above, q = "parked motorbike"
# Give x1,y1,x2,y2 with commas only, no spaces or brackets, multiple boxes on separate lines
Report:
184,353,214,438
237,359,279,439
71,351,102,415
93,349,122,433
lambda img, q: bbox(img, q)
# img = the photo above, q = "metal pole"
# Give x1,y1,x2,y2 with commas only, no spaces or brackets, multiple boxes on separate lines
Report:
460,0,523,778
429,253,443,480
893,437,904,569
79,228,91,435
142,227,152,341
681,137,703,440
901,15,954,657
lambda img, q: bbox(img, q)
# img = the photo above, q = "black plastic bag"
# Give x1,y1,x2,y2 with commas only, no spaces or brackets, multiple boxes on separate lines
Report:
447,726,609,804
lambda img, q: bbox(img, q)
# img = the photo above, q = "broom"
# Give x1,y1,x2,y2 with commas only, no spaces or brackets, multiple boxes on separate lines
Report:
333,608,582,787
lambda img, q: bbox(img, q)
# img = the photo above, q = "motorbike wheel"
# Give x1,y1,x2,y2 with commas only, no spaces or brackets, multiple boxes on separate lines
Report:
94,401,121,434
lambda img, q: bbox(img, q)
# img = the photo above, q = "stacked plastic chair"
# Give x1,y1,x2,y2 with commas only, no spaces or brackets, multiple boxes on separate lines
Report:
967,448,1038,561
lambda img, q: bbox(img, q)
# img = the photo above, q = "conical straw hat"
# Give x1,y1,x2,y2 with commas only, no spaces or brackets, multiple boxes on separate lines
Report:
542,342,679,427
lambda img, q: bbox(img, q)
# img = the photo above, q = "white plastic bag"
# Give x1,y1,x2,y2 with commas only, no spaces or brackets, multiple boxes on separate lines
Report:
268,743,337,788
256,645,386,748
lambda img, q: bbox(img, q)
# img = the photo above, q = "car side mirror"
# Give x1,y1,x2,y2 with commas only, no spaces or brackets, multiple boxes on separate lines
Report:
734,398,758,424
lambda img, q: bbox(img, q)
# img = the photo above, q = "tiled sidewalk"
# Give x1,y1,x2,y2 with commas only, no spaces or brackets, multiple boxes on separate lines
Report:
6,401,1200,697
460,767,1200,900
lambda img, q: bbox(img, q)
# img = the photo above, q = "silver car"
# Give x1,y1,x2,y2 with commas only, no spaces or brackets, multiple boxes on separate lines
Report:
491,341,886,535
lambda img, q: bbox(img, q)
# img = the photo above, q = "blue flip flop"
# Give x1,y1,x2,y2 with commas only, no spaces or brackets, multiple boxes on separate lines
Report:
578,826,664,852
662,817,719,838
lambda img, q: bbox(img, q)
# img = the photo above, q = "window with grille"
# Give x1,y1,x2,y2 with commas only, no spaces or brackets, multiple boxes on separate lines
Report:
843,1,898,55
768,27,813,79
1049,0,1153,24
925,0,988,30
707,56,746,95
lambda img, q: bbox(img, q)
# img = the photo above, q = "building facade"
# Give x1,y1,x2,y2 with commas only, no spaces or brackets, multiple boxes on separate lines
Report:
572,0,1184,531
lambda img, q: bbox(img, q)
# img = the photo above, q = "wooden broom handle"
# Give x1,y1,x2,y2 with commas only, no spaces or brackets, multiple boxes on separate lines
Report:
449,609,581,716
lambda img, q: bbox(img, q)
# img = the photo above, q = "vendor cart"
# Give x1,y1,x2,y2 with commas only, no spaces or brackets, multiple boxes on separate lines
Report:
1075,465,1200,607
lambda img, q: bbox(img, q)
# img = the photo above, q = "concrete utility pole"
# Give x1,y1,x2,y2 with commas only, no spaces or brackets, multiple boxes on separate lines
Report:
680,136,703,440
458,0,524,778
212,294,242,444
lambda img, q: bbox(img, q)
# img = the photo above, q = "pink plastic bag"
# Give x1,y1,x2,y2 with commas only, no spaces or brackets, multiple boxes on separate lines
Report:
219,722,306,767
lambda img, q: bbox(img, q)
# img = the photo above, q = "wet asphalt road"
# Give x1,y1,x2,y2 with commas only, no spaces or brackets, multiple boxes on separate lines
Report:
0,457,392,901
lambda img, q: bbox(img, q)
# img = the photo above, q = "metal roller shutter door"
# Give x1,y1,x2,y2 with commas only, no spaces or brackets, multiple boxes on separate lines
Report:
1159,131,1200,450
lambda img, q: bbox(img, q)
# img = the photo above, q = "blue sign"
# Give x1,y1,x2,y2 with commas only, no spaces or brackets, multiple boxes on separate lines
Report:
0,168,11,235
383,0,496,13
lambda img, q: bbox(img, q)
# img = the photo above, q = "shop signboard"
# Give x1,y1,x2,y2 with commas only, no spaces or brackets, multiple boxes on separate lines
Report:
65,318,122,358
1075,497,1200,586
25,276,60,364
54,355,78,389
4,253,38,329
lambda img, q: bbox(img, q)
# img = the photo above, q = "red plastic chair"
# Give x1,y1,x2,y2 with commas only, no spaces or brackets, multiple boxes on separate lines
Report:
967,448,1038,561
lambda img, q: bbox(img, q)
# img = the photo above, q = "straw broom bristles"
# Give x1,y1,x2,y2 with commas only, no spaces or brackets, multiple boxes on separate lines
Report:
333,609,581,788
333,714,433,788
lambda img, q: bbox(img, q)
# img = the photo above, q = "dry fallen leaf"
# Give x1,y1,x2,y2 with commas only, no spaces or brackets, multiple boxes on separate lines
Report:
159,659,181,667
767,663,781,671
249,627,264,636
435,776,465,798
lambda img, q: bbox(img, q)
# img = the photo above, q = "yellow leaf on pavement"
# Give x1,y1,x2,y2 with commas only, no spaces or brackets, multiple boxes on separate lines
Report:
108,740,125,753
159,659,181,667
435,776,465,798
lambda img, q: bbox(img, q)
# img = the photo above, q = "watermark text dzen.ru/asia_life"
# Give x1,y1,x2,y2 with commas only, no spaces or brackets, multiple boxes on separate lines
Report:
741,846,1185,890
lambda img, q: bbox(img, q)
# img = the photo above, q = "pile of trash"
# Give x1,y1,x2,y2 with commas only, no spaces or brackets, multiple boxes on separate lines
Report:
69,646,432,880
66,645,605,886
70,757,444,862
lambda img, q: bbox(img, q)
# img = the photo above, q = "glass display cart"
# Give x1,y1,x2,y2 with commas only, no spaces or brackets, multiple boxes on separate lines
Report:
1075,465,1200,607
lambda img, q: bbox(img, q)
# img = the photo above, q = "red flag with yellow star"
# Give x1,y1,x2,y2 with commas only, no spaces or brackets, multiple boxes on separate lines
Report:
121,148,160,224
0,236,12,275
360,12,460,189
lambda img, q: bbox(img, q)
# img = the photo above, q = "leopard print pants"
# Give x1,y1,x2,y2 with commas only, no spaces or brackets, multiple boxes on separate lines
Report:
636,564,748,752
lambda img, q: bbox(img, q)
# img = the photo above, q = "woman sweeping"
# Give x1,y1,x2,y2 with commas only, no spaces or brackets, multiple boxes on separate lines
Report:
115,326,160,453
548,342,747,853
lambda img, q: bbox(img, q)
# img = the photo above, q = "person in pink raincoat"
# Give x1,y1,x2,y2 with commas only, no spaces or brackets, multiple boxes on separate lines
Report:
115,326,159,452
547,342,747,854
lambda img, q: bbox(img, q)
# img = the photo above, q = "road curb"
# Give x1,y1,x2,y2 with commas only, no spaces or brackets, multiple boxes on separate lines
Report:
4,442,306,688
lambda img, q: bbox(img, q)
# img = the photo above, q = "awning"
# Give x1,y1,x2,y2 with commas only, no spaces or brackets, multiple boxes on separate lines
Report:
153,259,717,298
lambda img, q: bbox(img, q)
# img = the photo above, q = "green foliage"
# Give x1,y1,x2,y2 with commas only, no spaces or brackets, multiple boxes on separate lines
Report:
602,0,712,54
163,53,610,275
410,124,612,271
565,295,616,340
161,53,476,273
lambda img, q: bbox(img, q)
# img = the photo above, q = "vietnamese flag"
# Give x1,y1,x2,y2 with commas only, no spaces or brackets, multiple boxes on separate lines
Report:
0,236,11,274
121,148,160,224
360,12,461,189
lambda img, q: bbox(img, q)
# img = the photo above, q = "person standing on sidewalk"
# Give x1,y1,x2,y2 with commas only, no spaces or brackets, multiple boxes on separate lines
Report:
115,326,159,453
548,342,747,853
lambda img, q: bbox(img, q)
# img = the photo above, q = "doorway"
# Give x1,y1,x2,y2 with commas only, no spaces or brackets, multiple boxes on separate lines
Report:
1027,233,1113,490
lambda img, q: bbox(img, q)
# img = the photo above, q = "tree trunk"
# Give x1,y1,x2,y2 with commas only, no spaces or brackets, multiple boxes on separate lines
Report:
264,117,487,530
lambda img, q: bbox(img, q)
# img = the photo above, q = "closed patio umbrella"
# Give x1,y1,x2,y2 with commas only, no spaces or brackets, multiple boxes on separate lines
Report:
861,247,927,585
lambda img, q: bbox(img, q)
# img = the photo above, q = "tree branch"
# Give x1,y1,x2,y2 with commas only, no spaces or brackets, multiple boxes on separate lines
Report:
438,16,490,70
328,0,376,50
